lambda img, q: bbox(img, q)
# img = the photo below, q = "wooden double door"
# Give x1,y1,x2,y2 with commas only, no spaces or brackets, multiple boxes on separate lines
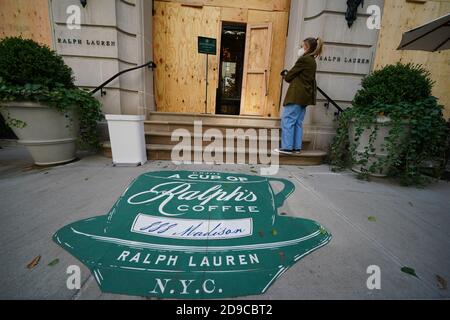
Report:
152,1,288,117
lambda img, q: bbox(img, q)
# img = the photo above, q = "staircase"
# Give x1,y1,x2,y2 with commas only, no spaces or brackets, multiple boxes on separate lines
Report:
102,112,327,166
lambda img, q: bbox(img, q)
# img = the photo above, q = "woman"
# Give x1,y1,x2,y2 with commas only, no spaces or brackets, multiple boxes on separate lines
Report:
275,37,323,155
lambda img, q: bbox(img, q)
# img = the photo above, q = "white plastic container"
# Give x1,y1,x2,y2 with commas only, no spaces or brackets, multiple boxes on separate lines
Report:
105,114,147,166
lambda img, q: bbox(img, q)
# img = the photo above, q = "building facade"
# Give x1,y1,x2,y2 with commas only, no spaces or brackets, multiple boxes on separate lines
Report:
1,0,449,151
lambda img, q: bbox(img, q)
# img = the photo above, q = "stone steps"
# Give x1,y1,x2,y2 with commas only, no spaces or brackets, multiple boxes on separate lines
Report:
144,130,312,150
147,111,281,127
102,142,327,166
102,112,328,166
144,120,280,135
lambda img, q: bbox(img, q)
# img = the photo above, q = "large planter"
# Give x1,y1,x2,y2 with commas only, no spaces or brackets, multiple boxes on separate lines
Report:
0,101,79,166
349,116,393,177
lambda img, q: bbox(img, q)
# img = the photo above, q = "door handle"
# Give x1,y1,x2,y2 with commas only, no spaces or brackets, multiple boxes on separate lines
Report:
264,69,269,96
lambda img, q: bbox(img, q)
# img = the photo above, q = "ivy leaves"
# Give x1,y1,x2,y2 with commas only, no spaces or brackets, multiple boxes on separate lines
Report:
0,79,103,150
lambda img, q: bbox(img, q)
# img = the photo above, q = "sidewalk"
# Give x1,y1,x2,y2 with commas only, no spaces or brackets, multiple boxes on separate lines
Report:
0,145,449,299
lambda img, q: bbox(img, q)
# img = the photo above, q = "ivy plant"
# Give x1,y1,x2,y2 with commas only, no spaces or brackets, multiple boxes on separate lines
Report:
330,63,449,185
0,37,103,149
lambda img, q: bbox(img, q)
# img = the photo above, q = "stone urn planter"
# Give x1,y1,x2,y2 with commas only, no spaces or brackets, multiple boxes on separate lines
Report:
0,101,79,166
349,116,393,177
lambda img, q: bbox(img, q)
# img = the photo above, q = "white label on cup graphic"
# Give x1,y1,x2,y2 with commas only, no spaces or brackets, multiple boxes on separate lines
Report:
131,214,253,240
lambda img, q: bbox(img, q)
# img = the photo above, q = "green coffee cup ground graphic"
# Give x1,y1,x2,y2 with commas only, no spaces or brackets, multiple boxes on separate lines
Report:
54,171,331,298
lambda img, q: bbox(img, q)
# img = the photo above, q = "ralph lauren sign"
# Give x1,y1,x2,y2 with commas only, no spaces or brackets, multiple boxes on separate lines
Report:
54,171,331,298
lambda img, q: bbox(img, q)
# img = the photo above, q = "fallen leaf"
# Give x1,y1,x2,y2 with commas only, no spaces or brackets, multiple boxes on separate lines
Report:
250,170,258,174
27,255,41,270
408,202,414,207
401,266,419,278
436,275,447,290
368,216,377,222
280,212,287,216
271,229,278,236
48,259,60,267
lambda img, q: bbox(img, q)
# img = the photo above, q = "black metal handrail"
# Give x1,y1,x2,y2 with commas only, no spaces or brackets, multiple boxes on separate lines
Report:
317,86,344,116
91,61,156,96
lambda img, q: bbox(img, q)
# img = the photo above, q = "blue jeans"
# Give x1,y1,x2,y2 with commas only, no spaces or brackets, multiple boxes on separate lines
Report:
281,104,307,150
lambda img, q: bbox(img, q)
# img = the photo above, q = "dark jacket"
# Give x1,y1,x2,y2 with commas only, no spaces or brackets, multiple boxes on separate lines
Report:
283,54,317,106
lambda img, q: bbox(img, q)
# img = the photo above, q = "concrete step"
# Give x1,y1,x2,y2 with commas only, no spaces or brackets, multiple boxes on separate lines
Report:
102,143,327,166
144,120,280,134
144,131,312,150
148,111,281,127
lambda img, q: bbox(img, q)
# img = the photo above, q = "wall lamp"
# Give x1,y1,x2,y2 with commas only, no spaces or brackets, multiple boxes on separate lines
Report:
80,0,87,8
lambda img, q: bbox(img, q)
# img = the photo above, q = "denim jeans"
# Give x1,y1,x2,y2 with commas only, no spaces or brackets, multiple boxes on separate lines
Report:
281,104,307,150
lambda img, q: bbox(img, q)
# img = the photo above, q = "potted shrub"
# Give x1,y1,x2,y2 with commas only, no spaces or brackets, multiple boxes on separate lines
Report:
330,63,448,185
0,37,103,165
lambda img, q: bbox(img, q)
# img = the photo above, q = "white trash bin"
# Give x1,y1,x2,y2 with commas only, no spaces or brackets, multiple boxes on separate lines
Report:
105,115,147,166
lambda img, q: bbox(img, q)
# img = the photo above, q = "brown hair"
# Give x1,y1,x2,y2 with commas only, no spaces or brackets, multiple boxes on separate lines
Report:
303,37,323,58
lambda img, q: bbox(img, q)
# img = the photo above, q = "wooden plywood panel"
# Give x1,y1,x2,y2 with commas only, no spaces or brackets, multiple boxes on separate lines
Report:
153,1,167,111
0,0,52,46
153,1,220,113
241,23,272,116
159,0,291,12
243,73,267,115
374,0,450,120
221,7,248,23
248,10,289,117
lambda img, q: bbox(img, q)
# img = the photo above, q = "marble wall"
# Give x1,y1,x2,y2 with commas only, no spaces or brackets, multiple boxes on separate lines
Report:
283,0,384,151
49,0,154,116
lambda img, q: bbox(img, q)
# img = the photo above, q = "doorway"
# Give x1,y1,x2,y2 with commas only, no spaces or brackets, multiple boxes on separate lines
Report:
216,23,246,115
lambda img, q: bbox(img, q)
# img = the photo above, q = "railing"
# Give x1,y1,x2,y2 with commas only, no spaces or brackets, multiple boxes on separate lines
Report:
91,61,156,96
92,62,344,119
317,86,344,117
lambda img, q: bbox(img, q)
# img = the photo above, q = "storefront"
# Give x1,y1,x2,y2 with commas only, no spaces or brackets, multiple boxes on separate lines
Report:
2,0,449,151
152,0,290,117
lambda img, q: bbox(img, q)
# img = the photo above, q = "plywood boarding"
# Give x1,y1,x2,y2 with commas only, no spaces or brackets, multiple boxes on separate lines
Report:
158,0,290,12
153,1,220,114
153,1,289,116
241,23,273,116
374,0,450,120
221,7,248,23
0,0,52,46
248,9,289,117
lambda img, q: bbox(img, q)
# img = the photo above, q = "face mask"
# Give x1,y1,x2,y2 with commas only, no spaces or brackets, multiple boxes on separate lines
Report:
297,48,305,57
